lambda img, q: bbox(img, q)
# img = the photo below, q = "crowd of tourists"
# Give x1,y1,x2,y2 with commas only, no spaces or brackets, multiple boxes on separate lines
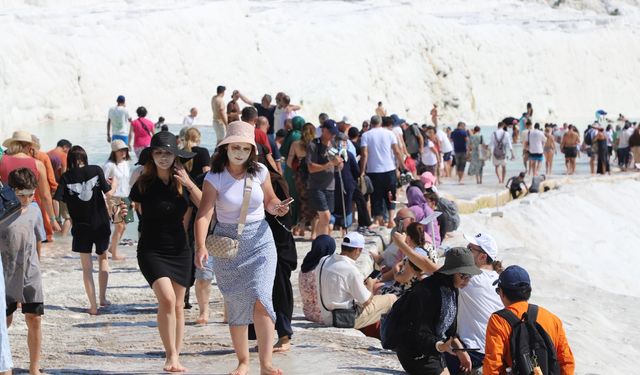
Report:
2,91,621,374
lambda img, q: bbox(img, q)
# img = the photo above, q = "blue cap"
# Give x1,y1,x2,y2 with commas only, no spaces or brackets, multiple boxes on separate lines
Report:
390,114,405,126
117,95,126,103
321,119,339,135
493,265,531,290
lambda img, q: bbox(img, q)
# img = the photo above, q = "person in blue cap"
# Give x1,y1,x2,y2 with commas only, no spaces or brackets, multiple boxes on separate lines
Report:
484,265,575,374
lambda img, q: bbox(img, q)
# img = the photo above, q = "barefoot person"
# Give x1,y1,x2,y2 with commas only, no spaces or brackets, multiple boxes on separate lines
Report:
194,121,288,375
560,125,580,175
129,132,200,372
54,146,118,315
103,140,132,261
543,126,557,175
2,168,45,375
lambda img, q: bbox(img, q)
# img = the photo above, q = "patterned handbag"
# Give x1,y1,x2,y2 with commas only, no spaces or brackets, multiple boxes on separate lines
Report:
205,176,253,259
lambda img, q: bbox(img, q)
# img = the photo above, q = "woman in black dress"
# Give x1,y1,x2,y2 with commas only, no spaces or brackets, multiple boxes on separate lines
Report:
129,132,201,372
595,127,610,175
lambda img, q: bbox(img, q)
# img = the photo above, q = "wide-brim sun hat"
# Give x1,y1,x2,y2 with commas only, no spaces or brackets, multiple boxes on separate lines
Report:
3,131,35,148
143,131,196,161
217,121,256,148
111,139,128,152
438,247,481,276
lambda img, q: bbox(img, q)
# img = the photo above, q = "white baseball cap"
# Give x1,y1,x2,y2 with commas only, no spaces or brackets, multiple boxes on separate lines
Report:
342,232,365,249
464,232,498,260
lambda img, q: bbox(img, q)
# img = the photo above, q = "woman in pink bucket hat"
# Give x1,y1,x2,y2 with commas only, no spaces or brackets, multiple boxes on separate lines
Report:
194,121,290,375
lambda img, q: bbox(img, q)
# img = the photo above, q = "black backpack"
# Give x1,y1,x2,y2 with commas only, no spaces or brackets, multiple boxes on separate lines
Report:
584,129,593,146
380,286,417,350
436,197,460,233
495,304,560,375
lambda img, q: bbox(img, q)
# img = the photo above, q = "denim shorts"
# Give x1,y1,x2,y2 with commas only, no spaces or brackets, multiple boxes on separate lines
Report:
309,189,335,212
195,256,215,281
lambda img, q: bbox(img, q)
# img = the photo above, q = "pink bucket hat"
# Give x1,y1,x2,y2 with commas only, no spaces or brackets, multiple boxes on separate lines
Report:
218,121,256,148
420,171,436,189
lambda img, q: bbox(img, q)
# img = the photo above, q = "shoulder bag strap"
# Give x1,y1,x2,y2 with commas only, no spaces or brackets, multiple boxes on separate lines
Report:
236,175,253,237
526,304,539,322
318,257,330,311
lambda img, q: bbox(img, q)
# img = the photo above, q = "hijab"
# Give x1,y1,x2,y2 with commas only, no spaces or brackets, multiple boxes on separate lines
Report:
300,234,336,273
280,116,305,158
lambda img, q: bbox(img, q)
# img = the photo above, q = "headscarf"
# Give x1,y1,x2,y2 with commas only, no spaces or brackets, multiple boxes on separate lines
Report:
406,186,441,247
280,115,305,158
300,234,335,273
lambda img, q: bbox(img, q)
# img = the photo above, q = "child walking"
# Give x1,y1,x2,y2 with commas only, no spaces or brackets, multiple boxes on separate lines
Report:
1,168,45,374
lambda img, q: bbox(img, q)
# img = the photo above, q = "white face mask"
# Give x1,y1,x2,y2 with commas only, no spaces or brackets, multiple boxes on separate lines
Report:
227,144,252,165
152,150,175,170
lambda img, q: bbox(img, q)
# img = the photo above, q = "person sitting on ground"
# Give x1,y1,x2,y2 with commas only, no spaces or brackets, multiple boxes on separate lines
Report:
379,222,438,297
406,185,441,247
317,232,397,331
529,174,546,193
484,265,575,374
396,247,481,375
445,233,504,375
370,208,417,284
298,235,336,323
1,168,45,375
506,172,528,199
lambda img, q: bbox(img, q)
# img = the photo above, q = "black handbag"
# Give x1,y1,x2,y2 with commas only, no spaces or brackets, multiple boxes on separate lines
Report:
318,257,357,329
0,179,22,225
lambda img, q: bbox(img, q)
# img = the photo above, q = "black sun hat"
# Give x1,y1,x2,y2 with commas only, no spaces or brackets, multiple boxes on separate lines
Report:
136,131,196,165
438,247,482,276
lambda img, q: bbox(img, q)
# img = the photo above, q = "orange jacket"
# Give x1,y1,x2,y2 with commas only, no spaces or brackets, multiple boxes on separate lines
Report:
483,301,575,375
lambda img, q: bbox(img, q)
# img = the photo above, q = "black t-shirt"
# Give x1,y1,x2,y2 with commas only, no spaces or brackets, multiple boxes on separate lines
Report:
188,146,211,181
54,165,111,235
129,178,190,253
253,103,276,133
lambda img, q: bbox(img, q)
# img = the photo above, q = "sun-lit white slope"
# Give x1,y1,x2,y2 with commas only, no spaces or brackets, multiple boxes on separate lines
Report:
457,177,640,372
1,0,639,133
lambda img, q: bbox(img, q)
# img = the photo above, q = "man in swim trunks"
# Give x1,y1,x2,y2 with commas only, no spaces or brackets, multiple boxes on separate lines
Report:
211,85,227,144
506,172,527,200
560,125,580,175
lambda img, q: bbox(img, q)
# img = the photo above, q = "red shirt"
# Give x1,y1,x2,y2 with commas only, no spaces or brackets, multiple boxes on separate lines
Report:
255,128,272,153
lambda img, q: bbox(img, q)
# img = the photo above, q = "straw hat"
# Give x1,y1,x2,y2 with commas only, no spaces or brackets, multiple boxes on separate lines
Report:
3,131,35,148
218,121,256,148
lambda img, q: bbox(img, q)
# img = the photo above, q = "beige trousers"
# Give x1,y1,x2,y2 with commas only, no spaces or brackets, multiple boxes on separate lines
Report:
354,294,397,329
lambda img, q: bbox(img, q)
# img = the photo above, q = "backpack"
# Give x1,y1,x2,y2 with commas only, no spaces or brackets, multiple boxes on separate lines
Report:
495,305,560,375
493,132,507,159
436,197,460,233
403,124,421,154
380,285,418,350
584,130,593,146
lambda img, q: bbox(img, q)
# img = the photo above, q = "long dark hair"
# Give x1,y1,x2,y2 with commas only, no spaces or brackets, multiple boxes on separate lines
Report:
210,144,259,176
137,149,183,196
67,145,88,169
108,149,131,163
405,222,426,248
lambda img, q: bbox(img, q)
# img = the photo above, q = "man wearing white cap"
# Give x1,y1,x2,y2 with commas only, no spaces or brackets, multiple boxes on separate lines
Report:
445,232,504,374
317,232,396,330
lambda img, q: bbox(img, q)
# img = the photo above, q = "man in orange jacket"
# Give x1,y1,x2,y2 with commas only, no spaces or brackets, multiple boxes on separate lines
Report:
483,265,575,375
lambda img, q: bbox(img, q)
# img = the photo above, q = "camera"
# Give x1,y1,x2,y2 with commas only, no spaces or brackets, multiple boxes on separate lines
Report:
398,170,413,186
325,147,340,160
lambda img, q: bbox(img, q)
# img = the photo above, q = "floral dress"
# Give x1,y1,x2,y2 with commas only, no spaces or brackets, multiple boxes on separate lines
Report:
298,269,323,323
468,133,485,176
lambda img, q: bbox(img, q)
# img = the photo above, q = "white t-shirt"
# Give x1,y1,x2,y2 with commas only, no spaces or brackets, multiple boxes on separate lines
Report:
108,106,130,135
527,129,546,154
619,128,632,148
437,129,454,154
182,116,195,126
274,107,285,134
360,127,398,173
102,160,131,197
317,254,372,325
457,269,504,353
204,163,268,224
421,140,438,166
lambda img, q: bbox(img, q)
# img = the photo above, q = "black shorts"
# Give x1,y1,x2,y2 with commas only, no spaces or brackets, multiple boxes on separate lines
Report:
563,147,577,158
442,151,452,162
308,189,335,212
6,302,44,316
72,230,110,255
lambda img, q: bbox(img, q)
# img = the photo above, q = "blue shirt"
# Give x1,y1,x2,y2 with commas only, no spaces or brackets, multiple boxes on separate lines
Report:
451,129,468,153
